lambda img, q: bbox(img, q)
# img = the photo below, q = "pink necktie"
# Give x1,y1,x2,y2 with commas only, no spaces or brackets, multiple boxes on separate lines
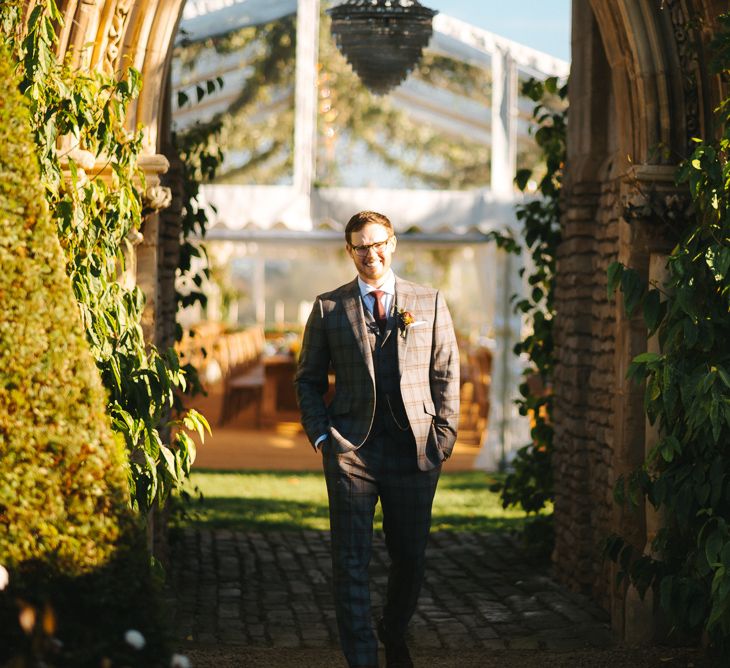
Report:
371,290,386,334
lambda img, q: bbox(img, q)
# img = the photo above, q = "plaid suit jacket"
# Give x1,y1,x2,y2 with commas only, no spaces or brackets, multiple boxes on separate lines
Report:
295,275,460,471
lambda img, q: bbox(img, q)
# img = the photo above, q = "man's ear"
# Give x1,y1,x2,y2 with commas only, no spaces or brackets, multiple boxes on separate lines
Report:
391,236,397,252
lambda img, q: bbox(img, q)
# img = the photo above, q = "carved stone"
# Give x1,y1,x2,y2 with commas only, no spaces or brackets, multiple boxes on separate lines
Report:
143,184,173,213
104,0,134,75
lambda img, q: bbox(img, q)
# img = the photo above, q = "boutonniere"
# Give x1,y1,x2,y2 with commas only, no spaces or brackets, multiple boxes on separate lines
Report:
396,306,415,338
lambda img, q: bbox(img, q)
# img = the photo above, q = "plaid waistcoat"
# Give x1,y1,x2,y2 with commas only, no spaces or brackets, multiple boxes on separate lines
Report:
365,308,410,436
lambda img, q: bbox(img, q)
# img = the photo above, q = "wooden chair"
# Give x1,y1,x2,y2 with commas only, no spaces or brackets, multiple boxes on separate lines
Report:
219,326,266,427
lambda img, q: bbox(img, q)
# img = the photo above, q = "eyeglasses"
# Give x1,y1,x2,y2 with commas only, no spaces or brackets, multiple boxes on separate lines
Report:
349,237,393,256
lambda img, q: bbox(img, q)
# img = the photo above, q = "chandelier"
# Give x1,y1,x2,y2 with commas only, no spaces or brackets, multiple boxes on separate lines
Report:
327,0,438,95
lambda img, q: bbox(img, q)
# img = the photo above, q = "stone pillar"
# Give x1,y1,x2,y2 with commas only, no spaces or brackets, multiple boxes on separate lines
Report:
622,252,668,644
552,0,619,611
137,154,173,345
616,165,679,641
157,153,185,352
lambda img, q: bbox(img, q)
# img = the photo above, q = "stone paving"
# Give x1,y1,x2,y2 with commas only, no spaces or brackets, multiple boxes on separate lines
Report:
168,528,613,653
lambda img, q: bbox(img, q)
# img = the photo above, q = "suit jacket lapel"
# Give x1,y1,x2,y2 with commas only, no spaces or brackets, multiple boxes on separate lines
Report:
343,279,375,380
394,277,416,376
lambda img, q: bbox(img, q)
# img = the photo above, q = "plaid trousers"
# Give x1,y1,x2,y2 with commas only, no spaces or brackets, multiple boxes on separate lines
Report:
322,412,441,668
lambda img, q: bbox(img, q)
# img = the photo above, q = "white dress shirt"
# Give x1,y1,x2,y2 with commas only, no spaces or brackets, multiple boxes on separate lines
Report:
357,271,395,321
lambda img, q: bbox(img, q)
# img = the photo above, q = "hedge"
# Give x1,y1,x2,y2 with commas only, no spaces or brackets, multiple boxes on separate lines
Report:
0,37,167,666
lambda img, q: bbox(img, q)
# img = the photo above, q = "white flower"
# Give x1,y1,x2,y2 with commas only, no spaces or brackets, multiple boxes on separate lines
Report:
124,629,146,650
0,565,8,591
170,654,192,668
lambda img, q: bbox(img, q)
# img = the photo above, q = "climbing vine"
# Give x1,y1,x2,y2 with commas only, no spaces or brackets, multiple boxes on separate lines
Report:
606,14,730,651
2,0,208,513
490,77,566,523
175,17,296,185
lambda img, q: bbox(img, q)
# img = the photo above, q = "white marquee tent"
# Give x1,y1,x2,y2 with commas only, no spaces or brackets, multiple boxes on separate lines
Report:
173,0,569,469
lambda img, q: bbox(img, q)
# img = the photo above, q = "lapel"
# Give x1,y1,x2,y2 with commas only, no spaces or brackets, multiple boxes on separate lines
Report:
394,276,417,376
342,279,375,380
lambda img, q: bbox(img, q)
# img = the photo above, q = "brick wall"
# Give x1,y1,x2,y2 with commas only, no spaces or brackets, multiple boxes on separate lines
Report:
553,178,622,609
159,154,185,352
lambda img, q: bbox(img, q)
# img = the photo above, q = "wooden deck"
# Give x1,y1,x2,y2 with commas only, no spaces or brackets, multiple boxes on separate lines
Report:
186,383,482,472
178,324,489,472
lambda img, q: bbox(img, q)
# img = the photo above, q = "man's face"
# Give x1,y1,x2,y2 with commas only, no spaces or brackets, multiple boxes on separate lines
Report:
347,223,397,286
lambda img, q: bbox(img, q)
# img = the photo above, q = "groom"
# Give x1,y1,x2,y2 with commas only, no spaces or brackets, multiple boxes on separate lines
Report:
295,211,460,667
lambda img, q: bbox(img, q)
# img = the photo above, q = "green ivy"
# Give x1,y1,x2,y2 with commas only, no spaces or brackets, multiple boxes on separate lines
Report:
172,106,224,323
490,77,566,521
175,17,296,185
606,14,730,651
1,0,209,514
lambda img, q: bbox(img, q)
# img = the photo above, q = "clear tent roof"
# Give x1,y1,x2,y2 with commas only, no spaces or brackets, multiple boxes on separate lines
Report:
179,0,569,78
174,0,569,235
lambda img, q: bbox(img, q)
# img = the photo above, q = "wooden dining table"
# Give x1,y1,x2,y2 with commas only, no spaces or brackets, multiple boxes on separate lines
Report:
260,354,335,425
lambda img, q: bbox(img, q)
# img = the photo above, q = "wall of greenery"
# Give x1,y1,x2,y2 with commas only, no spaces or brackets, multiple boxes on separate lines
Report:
1,0,208,516
607,14,730,653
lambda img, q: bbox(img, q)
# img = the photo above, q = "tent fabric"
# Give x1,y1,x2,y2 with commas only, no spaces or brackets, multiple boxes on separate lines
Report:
198,184,520,238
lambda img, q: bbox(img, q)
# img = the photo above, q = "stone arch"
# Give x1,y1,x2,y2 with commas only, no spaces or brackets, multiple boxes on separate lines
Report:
555,0,725,640
595,0,720,164
51,0,187,349
56,0,185,150
12,0,730,641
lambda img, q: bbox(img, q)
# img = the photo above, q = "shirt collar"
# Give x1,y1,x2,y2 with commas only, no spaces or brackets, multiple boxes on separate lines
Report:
357,270,395,299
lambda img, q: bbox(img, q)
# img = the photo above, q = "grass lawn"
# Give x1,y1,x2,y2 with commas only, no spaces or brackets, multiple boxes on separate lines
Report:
174,469,548,533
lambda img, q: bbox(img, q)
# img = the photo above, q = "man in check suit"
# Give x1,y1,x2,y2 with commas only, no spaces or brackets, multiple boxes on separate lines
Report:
295,211,460,668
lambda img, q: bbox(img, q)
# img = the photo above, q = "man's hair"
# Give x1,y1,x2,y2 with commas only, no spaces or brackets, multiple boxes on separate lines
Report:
345,211,394,245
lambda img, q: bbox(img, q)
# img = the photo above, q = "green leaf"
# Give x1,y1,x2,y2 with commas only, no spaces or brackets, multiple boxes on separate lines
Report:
620,268,644,316
515,168,532,191
633,352,661,364
607,262,624,299
717,367,730,390
159,445,178,481
643,289,663,334
659,576,675,612
707,527,727,565
683,318,699,347
660,435,681,463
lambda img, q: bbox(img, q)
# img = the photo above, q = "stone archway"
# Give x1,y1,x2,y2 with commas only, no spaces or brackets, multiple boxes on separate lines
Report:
51,0,188,352
555,0,725,640
19,0,729,643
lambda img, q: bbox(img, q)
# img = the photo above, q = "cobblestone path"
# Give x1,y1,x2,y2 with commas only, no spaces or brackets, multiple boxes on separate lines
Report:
168,528,613,655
